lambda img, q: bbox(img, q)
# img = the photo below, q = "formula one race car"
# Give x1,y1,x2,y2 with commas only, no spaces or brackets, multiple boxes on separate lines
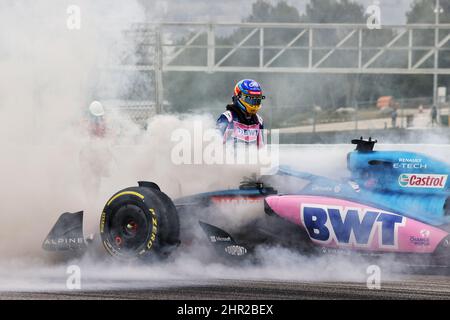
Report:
43,138,450,267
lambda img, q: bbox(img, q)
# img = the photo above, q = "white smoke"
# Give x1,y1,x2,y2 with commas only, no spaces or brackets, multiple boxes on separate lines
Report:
0,0,440,293
0,0,146,257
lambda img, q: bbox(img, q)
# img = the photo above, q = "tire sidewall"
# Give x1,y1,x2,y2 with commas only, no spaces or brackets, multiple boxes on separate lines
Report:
100,186,169,260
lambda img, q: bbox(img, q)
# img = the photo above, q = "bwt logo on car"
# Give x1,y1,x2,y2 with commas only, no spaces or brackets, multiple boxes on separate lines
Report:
398,174,448,189
300,204,405,249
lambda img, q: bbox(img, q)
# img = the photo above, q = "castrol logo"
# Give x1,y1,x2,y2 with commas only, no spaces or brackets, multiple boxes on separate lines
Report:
398,174,448,189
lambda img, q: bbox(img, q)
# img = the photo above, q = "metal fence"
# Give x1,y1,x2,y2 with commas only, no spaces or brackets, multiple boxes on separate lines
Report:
269,95,450,136
101,22,450,128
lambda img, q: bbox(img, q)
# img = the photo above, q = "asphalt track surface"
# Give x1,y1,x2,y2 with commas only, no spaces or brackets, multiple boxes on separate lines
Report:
1,275,449,300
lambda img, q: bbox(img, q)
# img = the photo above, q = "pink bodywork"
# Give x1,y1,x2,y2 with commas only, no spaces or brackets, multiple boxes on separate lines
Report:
265,195,448,253
224,121,263,147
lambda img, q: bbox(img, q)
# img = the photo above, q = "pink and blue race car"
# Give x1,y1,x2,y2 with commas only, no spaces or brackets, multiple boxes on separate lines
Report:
43,138,450,268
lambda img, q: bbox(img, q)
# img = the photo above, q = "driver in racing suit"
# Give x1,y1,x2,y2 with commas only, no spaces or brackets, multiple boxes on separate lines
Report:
216,79,265,147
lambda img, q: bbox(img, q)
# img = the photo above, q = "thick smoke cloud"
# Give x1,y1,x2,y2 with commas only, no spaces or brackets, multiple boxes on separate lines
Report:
0,0,441,292
0,0,146,257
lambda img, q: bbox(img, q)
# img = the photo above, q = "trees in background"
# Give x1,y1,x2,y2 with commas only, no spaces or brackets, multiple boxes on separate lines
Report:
165,0,367,115
162,0,449,125
399,0,450,97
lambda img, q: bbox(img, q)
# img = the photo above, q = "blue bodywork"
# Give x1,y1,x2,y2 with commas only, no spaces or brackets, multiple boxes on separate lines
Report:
277,142,450,227
347,150,450,195
277,166,450,227
175,140,450,228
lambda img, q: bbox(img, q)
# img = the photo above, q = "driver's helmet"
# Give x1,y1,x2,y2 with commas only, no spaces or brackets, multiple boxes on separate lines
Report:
233,79,265,115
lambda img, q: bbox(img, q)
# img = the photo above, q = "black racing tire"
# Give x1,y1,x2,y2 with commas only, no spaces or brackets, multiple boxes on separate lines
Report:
432,236,450,268
100,183,180,261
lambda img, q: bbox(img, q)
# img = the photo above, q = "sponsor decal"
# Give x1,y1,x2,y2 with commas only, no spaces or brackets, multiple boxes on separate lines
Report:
44,237,85,246
409,236,430,246
211,196,263,204
394,163,427,169
104,240,121,256
398,158,424,163
224,245,248,256
410,229,431,246
398,174,447,188
232,122,260,143
100,212,106,233
320,247,353,255
420,229,430,238
301,204,405,249
210,236,231,243
248,81,258,88
235,127,258,137
348,181,361,192
311,186,333,192
311,185,342,193
393,158,427,170
146,208,158,250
